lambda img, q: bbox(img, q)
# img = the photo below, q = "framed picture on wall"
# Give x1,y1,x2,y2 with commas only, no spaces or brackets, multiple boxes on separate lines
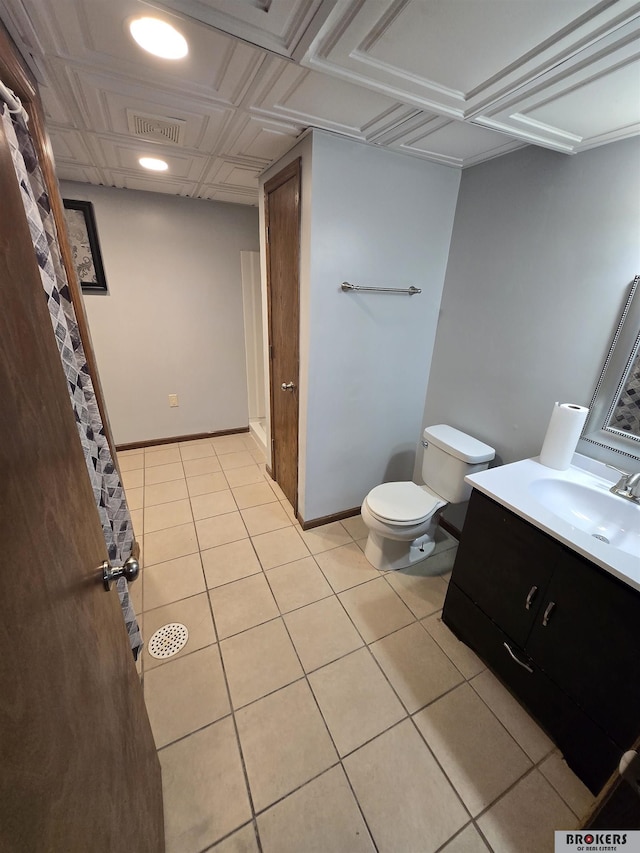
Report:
62,199,108,293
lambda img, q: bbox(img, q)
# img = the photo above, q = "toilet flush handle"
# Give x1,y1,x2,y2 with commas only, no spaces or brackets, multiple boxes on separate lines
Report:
281,382,296,392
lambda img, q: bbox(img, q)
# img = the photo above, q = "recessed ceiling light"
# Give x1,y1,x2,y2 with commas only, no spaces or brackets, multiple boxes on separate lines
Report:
139,157,169,172
129,17,188,60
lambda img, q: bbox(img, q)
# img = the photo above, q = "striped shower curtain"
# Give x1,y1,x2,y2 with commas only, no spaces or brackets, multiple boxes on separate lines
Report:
1,103,142,657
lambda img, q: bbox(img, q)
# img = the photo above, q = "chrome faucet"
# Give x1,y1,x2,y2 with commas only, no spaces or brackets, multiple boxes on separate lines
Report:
608,465,640,503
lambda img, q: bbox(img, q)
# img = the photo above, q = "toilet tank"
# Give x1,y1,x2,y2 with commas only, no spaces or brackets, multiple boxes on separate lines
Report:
421,425,495,503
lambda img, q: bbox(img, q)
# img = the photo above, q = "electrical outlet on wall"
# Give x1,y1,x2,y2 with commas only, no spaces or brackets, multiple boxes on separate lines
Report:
168,394,179,407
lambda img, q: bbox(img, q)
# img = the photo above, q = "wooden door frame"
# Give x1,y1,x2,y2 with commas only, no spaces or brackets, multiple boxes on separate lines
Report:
0,22,119,470
263,157,301,512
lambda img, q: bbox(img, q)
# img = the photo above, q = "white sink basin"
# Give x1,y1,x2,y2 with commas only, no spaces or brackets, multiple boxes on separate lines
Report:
528,478,640,558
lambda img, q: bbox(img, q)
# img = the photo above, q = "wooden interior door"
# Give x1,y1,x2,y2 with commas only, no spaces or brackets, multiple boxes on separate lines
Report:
0,22,120,472
264,159,301,512
0,111,163,852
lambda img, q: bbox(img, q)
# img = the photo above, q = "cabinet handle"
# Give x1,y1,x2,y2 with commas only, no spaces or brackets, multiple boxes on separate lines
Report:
503,642,533,673
542,601,556,626
525,585,538,610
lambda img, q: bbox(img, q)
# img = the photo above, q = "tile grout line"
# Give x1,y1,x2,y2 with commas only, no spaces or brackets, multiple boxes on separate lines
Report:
405,689,573,843
469,761,547,823
140,582,443,672
139,532,450,687
466,672,555,765
269,543,463,829
140,446,194,695
388,599,573,836
141,515,359,584
432,819,496,853
278,549,481,843
406,711,475,824
272,552,517,847
134,442,579,850
533,756,588,821
197,494,266,853
257,546,381,853
420,609,487,681
202,434,261,833
464,670,580,816
197,818,257,853
136,442,262,660
145,650,483,846
232,529,377,840
148,621,569,845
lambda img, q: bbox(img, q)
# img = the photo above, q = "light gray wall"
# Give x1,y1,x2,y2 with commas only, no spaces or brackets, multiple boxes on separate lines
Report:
302,131,461,521
60,182,259,445
421,137,640,526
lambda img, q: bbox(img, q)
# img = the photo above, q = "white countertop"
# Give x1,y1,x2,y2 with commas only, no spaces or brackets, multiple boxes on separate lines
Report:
465,454,640,593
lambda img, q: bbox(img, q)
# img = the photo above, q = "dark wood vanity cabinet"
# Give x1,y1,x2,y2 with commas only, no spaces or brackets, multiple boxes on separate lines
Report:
443,489,640,794
450,494,556,647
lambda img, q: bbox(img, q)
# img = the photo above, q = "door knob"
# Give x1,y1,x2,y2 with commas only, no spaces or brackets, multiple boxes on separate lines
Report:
102,556,140,591
281,382,296,391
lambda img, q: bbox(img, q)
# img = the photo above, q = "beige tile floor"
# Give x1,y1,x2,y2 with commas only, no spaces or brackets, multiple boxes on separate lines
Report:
120,432,595,853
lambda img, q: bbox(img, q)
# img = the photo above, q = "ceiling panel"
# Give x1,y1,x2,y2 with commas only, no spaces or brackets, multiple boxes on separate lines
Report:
102,170,198,195
16,0,265,102
303,0,640,117
364,1,595,94
522,61,640,140
96,136,208,181
213,162,262,188
68,70,233,151
251,57,408,140
40,83,77,126
150,0,336,58
1,0,638,203
56,164,107,184
377,115,526,168
198,186,258,204
475,19,640,152
197,155,262,203
202,157,263,187
48,126,96,162
221,113,302,162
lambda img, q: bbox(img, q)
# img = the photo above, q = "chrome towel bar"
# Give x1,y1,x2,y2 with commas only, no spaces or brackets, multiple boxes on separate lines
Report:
341,281,421,295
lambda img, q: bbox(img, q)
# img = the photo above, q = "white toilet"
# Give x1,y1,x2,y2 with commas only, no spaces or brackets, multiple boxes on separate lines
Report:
361,424,495,571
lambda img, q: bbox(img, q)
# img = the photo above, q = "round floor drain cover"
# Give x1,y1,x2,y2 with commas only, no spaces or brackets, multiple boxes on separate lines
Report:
147,623,189,659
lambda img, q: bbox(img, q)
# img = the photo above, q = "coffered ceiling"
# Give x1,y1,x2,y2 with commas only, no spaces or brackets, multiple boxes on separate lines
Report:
1,0,638,205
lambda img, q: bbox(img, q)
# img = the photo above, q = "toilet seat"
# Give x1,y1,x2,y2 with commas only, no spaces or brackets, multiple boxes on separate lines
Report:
365,481,445,526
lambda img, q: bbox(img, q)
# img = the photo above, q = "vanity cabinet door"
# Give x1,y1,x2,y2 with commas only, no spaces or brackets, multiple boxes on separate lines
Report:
452,491,557,647
526,550,640,749
444,581,620,793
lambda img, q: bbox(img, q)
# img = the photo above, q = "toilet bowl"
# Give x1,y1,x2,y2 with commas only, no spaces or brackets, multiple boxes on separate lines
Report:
361,425,495,572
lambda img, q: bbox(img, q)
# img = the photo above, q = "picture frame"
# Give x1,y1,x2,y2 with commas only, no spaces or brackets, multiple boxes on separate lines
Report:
62,199,108,293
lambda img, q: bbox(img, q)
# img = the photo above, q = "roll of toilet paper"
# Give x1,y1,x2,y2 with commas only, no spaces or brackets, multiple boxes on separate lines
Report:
539,402,589,470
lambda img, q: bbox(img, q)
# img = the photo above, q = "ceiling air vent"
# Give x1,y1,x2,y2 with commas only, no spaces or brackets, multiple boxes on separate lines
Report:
127,110,186,146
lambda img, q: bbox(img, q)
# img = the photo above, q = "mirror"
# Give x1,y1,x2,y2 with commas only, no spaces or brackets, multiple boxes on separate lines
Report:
578,275,640,466
607,345,640,437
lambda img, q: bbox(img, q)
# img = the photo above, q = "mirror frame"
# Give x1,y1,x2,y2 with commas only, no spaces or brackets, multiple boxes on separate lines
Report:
578,274,640,465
